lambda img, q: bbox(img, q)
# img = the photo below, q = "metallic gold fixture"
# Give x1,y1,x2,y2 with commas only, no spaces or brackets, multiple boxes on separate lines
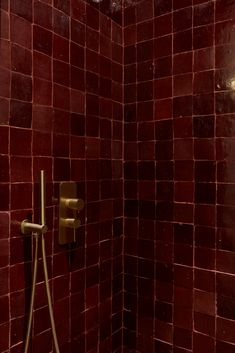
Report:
21,170,61,353
58,182,84,244
21,170,47,235
21,220,48,234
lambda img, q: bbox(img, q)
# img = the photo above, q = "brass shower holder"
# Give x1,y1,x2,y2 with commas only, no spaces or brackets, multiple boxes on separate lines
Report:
21,220,48,235
58,182,84,245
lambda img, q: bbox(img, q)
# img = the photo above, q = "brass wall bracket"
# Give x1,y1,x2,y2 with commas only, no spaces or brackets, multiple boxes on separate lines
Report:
21,220,48,235
59,182,84,245
20,170,48,236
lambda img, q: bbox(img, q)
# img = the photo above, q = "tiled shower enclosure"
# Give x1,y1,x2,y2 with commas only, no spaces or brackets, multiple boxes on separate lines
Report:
1,0,235,352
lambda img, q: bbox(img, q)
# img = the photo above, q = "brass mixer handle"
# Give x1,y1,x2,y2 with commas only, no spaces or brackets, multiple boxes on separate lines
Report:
64,198,84,211
60,218,81,229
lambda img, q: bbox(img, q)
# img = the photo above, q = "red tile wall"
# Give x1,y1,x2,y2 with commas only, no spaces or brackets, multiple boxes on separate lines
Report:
2,0,235,352
0,0,123,352
124,0,235,352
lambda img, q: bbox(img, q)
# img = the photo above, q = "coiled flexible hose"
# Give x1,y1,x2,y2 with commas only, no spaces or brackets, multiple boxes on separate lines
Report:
41,233,60,353
23,233,39,353
24,170,60,353
23,233,61,353
23,233,60,353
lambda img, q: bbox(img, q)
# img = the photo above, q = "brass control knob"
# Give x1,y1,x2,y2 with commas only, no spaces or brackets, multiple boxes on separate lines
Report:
64,198,84,211
60,218,81,229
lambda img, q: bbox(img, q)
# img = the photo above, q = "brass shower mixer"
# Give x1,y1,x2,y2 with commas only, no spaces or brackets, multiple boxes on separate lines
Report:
58,182,84,244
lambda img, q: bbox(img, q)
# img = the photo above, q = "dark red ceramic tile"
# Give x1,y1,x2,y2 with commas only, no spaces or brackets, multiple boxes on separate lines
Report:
10,127,32,155
33,51,51,81
33,25,52,55
194,312,215,336
71,0,86,21
195,182,216,204
174,265,193,289
86,26,99,52
154,0,172,17
174,117,192,138
174,139,193,160
193,24,214,50
53,59,70,86
194,47,214,72
0,97,9,125
174,73,192,96
34,1,52,29
216,138,235,160
32,106,52,132
10,14,31,49
195,204,215,227
173,95,192,117
137,20,153,42
216,92,235,114
11,72,32,102
194,138,215,160
137,39,154,62
0,39,10,69
193,332,215,353
173,52,192,75
11,44,32,75
215,20,235,46
53,35,69,62
217,183,235,206
194,70,214,94
10,0,32,22
53,109,70,134
0,126,8,155
173,327,192,350
155,77,172,99
10,156,31,182
54,158,70,181
0,238,9,268
0,322,9,351
11,183,32,210
33,78,52,105
70,42,84,68
32,331,52,353
154,13,172,37
53,9,69,38
71,19,85,46
195,268,215,293
194,289,215,316
194,2,214,26
174,29,192,54
173,7,192,32
217,317,235,344
216,0,235,22
173,0,191,9
71,89,85,114
10,100,32,128
54,0,70,15
216,340,235,353
217,250,235,275
0,67,10,98
53,84,70,110
33,131,51,156
216,43,235,69
155,35,172,60
0,10,9,41
10,236,31,265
